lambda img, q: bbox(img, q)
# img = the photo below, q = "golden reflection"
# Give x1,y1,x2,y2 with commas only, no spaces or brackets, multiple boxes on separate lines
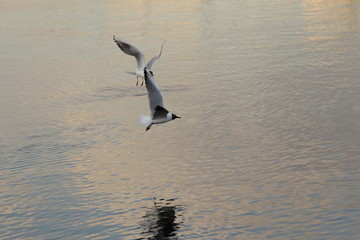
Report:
301,0,359,41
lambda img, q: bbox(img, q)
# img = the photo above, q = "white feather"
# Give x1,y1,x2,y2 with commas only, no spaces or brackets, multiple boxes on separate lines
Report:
144,68,164,115
139,115,152,127
145,40,165,71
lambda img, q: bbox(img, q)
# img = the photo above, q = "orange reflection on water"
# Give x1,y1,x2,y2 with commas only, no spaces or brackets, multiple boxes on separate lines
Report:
301,0,360,40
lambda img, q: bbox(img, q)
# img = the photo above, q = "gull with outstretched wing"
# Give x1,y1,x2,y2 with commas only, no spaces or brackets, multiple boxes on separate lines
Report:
113,35,165,86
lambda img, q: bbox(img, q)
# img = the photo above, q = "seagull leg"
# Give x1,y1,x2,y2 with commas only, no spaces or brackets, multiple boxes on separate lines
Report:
146,123,153,131
136,76,139,86
141,79,144,86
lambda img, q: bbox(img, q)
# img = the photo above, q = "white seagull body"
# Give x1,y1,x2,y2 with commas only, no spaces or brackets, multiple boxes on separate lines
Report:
113,35,165,86
140,68,180,131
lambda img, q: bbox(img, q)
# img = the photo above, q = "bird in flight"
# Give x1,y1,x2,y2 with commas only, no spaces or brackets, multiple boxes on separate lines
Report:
140,67,180,131
113,35,165,86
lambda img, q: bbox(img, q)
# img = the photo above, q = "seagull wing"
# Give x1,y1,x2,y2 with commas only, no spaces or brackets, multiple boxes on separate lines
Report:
153,106,169,120
145,40,165,71
113,35,145,71
144,68,164,115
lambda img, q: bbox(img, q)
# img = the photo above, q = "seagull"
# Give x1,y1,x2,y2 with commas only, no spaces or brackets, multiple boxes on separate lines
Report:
113,35,165,86
139,68,180,131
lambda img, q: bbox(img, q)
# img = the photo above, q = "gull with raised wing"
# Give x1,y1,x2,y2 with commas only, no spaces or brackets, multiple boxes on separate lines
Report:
139,68,180,131
113,35,165,86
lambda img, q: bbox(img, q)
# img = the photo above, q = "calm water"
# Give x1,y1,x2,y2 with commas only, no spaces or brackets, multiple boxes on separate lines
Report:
1,0,360,239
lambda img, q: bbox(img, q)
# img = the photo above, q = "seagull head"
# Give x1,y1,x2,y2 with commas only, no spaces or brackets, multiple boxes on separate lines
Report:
172,114,181,120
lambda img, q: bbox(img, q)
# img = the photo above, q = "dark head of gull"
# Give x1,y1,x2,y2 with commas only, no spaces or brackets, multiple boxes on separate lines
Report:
172,114,181,120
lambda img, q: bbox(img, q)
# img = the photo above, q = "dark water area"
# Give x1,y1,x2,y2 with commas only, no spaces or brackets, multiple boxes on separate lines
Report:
1,0,359,239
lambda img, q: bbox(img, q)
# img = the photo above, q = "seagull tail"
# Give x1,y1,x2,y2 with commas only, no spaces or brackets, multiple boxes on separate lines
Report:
139,115,152,127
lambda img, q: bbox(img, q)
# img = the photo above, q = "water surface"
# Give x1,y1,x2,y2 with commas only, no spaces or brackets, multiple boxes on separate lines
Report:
1,0,360,239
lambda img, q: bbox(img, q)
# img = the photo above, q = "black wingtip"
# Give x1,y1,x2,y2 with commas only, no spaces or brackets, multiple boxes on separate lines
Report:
155,105,168,112
144,67,148,79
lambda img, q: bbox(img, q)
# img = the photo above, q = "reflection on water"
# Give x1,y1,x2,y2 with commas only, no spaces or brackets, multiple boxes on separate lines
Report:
1,0,360,239
139,198,183,240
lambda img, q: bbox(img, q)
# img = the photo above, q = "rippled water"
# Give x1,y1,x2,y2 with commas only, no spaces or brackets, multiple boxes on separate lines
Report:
1,0,360,239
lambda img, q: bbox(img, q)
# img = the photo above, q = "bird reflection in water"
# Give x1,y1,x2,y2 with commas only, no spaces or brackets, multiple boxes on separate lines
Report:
138,198,183,240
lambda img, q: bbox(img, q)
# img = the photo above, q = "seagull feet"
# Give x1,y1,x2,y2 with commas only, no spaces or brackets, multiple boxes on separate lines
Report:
146,123,153,131
141,80,144,86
